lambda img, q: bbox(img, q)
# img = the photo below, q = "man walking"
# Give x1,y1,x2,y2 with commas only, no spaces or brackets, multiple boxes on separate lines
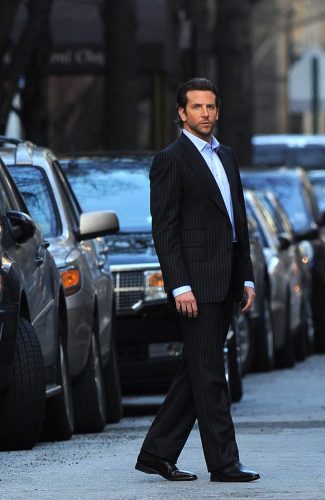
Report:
135,78,259,483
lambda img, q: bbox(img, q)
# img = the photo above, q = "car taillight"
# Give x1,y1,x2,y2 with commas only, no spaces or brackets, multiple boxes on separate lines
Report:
60,268,81,296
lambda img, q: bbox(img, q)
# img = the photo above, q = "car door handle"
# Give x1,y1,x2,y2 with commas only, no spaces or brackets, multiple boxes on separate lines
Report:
97,260,105,270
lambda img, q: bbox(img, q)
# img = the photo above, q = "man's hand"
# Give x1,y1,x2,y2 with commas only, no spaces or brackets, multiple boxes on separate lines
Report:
241,286,256,313
175,291,198,318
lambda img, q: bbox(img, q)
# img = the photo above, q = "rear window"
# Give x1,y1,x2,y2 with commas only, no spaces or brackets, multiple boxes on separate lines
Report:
253,144,325,168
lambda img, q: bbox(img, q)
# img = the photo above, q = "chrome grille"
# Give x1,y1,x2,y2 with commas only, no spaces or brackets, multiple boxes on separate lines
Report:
113,271,144,313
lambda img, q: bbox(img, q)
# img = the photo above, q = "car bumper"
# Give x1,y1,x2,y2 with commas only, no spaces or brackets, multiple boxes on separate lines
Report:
116,304,182,390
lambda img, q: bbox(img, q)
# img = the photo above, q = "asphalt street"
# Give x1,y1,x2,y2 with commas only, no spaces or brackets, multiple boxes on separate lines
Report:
0,354,324,500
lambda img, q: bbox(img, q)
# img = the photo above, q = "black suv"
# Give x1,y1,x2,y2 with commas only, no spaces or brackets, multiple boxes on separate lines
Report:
0,158,72,451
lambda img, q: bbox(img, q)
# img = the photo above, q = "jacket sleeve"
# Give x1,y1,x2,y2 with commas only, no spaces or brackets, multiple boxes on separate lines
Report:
150,150,191,292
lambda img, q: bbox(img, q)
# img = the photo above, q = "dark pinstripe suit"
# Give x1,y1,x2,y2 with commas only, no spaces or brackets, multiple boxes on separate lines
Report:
141,132,254,472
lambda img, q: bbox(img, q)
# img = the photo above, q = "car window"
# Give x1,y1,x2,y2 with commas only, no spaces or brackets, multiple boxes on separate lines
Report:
9,166,60,238
0,163,28,213
244,198,268,248
62,157,152,232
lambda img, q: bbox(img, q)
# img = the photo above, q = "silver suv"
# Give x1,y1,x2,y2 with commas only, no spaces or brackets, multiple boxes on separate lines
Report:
0,157,72,450
0,138,122,432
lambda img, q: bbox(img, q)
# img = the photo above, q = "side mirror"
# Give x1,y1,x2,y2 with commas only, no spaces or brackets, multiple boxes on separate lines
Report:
76,210,119,241
278,231,292,250
7,210,36,244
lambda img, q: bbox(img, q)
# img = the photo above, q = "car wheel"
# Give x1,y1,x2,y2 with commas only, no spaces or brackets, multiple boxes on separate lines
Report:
73,332,107,433
276,292,295,369
42,334,74,441
254,291,275,371
228,320,243,403
104,334,123,423
0,318,46,451
294,302,310,361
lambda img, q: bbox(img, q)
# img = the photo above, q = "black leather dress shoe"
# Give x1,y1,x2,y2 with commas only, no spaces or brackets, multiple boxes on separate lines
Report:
210,461,260,482
135,450,197,481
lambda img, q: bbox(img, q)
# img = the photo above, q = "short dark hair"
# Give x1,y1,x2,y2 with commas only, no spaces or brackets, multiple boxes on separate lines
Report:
176,78,221,128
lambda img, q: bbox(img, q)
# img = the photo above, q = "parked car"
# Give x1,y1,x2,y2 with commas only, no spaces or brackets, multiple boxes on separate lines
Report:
241,167,325,352
254,189,314,357
60,153,247,401
252,134,325,168
244,189,304,368
0,137,122,432
0,157,72,451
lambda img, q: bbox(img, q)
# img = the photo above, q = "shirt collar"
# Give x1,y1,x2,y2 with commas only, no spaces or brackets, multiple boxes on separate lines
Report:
182,129,220,152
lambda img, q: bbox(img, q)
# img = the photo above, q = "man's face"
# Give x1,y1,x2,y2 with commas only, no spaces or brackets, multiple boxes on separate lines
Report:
178,90,219,141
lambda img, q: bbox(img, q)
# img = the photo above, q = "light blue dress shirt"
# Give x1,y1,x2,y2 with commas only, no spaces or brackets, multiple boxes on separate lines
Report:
173,129,254,297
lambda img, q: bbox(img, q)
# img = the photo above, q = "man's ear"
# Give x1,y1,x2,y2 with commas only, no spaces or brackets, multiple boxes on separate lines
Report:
178,107,186,123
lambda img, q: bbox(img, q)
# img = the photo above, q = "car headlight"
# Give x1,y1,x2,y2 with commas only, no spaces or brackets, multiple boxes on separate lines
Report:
60,267,81,296
144,270,166,301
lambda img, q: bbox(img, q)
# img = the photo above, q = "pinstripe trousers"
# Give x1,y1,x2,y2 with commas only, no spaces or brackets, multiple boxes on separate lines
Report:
141,256,240,472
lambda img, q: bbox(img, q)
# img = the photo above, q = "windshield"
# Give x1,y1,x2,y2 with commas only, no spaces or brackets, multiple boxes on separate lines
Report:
253,144,325,168
241,172,316,234
62,157,152,233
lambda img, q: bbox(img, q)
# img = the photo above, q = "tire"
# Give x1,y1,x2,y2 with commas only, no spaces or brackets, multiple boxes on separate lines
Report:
0,318,46,451
254,292,275,371
104,336,123,423
42,335,74,441
276,292,295,369
73,332,107,433
228,321,243,403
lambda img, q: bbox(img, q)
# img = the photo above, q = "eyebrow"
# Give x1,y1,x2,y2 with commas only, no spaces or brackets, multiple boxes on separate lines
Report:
190,103,216,106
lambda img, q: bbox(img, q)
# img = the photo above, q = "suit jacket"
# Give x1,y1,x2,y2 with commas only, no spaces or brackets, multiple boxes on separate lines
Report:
150,132,254,303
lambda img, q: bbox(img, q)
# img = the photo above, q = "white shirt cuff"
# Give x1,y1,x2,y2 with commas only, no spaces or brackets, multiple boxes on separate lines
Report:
173,285,192,297
244,281,255,289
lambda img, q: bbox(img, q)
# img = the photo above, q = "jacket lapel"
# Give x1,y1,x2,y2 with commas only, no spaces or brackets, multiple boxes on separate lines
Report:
178,133,230,219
